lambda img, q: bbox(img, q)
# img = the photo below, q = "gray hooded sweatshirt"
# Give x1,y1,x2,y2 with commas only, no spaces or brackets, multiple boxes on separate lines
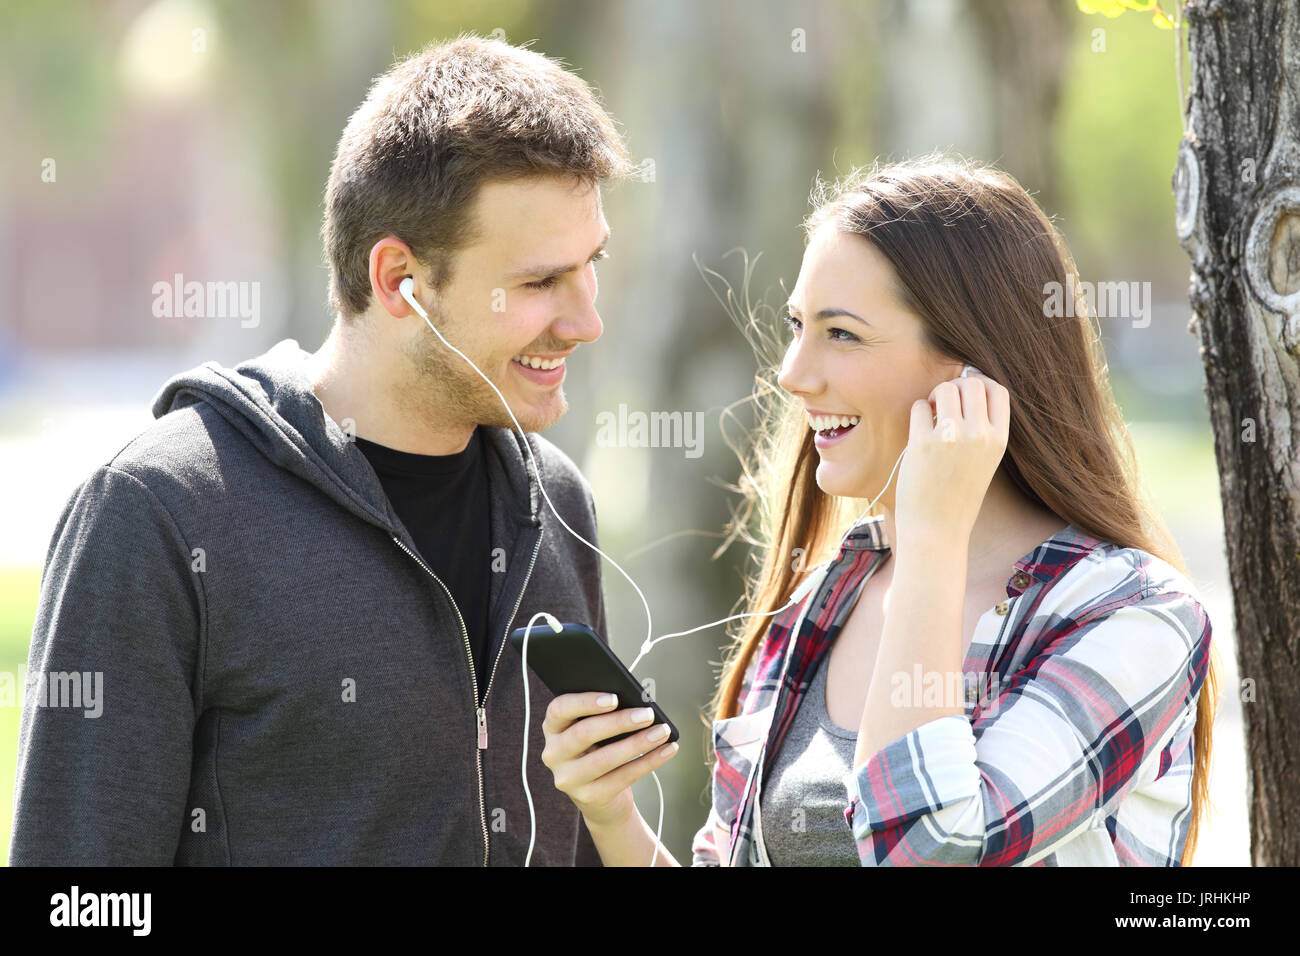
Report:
9,339,608,866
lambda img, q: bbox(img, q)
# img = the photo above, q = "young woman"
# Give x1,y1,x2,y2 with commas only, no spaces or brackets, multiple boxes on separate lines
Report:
540,156,1219,866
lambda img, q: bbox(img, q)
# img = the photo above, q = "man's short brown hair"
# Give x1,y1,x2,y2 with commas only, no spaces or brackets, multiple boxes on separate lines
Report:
322,34,633,318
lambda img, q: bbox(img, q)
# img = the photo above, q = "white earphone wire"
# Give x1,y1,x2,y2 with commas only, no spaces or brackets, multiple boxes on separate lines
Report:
398,278,931,866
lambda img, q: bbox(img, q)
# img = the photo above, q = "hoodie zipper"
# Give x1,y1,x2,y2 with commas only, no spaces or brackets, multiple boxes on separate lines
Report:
391,536,489,865
482,532,544,732
477,531,543,862
392,529,543,867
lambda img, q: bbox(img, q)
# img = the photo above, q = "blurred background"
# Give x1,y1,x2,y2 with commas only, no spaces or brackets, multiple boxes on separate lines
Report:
0,0,1245,865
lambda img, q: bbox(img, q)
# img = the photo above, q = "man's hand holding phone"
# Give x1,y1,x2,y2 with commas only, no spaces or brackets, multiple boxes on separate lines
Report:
541,693,679,829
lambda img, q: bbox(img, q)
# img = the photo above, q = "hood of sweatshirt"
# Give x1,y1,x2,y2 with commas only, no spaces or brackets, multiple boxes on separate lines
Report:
149,338,541,535
14,338,607,865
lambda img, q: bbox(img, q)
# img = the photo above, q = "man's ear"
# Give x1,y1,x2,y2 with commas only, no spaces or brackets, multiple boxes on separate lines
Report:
368,237,424,319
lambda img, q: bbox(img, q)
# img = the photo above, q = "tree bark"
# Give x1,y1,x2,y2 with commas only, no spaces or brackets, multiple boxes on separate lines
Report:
1178,0,1300,866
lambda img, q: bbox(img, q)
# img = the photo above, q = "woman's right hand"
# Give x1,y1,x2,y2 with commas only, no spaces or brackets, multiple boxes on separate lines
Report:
541,692,679,830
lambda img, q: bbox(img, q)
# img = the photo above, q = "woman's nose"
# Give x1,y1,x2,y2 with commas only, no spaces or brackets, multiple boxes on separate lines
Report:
777,339,819,397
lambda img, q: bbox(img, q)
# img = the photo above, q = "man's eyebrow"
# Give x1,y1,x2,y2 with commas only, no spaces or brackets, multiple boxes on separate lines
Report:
505,231,611,281
785,302,872,327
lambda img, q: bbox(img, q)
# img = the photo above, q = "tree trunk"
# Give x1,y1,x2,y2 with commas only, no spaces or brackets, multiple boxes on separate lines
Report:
1178,0,1300,866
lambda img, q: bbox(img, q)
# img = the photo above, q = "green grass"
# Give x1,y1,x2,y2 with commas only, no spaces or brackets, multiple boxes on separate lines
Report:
1126,420,1221,526
0,568,41,867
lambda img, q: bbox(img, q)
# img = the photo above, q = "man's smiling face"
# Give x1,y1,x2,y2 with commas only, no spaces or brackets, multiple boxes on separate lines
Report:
401,173,609,434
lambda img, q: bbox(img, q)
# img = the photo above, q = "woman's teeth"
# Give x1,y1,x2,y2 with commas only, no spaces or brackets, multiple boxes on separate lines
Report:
513,354,564,370
809,414,861,433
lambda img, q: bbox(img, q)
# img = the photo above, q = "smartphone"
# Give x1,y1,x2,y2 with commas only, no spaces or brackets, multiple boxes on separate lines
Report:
508,621,679,746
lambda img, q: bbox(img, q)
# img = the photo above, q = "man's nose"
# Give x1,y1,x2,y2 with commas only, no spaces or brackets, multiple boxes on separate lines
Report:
557,276,603,344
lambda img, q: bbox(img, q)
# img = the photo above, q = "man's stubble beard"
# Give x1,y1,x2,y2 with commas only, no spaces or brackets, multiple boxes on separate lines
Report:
400,318,568,435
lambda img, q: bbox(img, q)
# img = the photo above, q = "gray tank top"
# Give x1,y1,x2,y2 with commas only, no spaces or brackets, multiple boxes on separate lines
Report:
759,651,861,866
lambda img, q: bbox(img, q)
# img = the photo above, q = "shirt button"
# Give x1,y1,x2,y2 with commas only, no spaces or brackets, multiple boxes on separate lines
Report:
994,600,1010,615
1011,572,1031,590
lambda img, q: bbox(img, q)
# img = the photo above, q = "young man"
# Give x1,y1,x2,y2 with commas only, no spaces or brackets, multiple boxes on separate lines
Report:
9,35,633,865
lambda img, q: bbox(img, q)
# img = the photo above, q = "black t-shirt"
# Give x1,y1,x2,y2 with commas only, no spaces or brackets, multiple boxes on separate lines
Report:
354,427,494,695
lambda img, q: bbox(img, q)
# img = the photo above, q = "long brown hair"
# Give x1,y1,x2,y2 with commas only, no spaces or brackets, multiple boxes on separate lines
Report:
708,154,1220,865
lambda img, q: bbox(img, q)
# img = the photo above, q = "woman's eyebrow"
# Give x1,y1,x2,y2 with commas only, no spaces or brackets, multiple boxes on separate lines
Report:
786,303,872,327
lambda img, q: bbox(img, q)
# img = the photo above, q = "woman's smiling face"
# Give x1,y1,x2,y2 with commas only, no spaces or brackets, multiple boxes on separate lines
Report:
778,226,957,503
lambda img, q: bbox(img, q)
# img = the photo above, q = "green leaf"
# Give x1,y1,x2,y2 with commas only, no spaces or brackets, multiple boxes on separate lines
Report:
1076,0,1129,16
1076,0,1176,29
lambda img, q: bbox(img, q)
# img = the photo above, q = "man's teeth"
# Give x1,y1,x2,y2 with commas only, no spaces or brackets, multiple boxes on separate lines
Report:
809,415,861,433
513,355,564,370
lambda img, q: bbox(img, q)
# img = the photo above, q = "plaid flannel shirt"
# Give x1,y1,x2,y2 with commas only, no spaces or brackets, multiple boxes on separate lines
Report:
691,513,1212,866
